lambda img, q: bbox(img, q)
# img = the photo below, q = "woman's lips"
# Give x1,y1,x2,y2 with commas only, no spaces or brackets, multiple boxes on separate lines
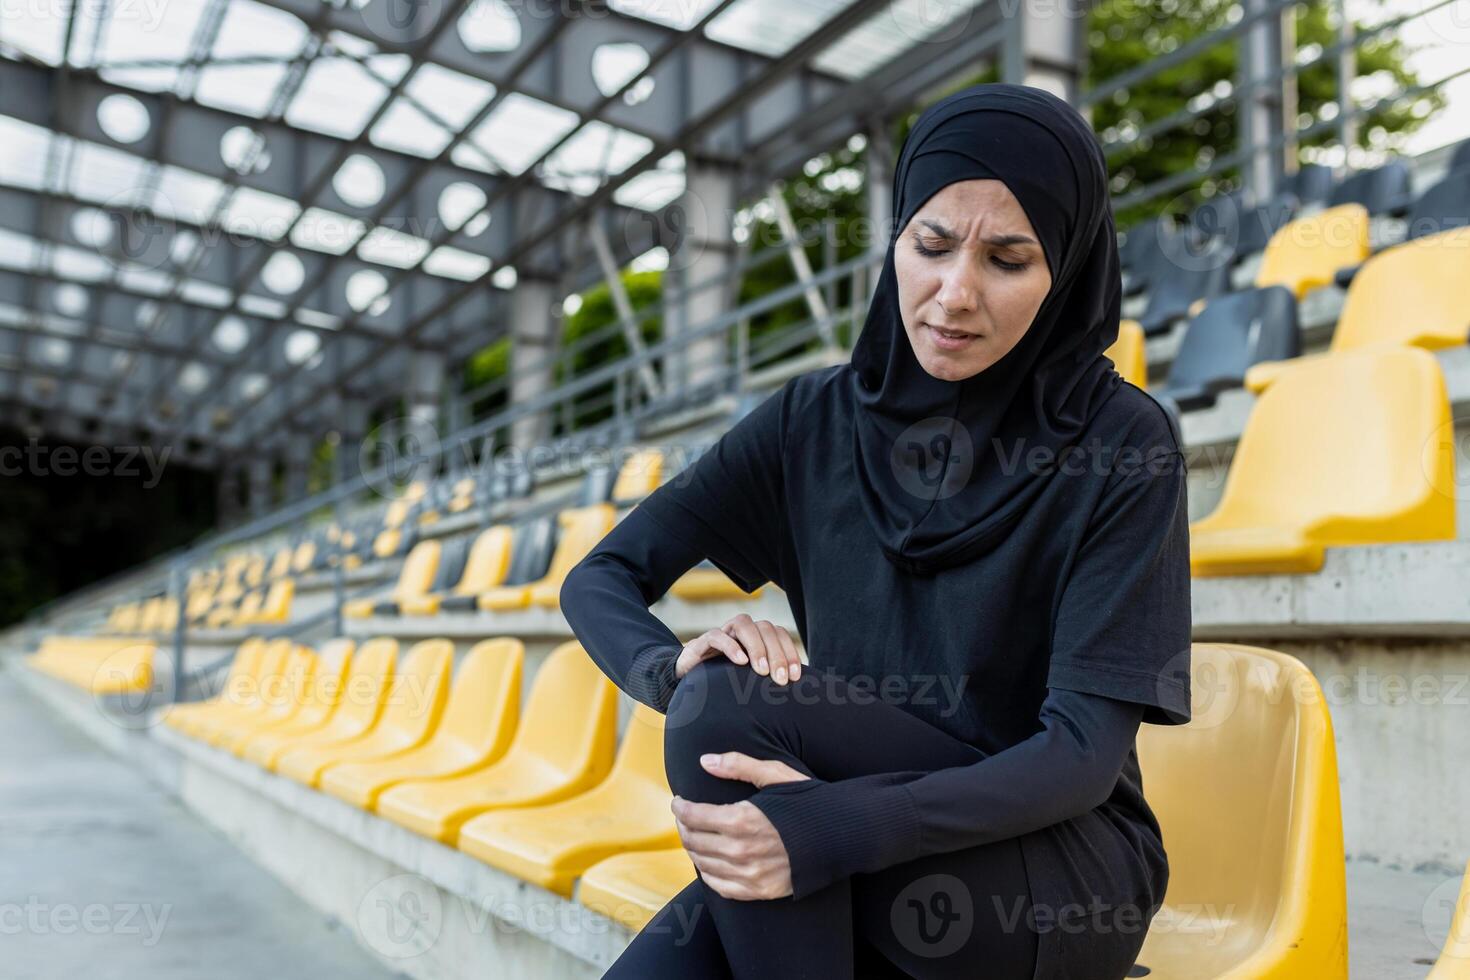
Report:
926,322,979,351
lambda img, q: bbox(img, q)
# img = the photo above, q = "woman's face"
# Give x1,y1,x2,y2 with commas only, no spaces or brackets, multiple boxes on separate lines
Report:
893,178,1053,382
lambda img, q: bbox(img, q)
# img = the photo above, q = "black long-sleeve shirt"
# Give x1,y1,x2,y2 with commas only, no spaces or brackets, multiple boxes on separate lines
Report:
558,367,1192,914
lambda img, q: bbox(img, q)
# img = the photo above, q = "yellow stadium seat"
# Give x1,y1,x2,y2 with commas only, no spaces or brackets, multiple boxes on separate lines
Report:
291,539,316,574
267,547,293,580
344,540,441,619
446,477,477,514
1191,347,1457,576
578,848,696,932
670,565,765,602
1246,225,1470,393
278,639,451,788
401,526,512,616
1132,643,1347,979
320,638,523,809
612,449,665,502
162,638,267,732
204,644,318,750
1105,318,1148,388
458,705,678,896
376,641,618,844
1254,203,1370,299
248,578,294,625
112,602,141,633
238,639,355,764
243,553,267,588
189,639,293,744
27,636,155,695
263,638,397,773
1428,859,1470,979
227,591,265,628
478,505,614,611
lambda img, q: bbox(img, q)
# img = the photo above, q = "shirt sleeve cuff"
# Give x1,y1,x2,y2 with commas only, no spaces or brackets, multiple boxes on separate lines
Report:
747,777,922,900
625,644,683,713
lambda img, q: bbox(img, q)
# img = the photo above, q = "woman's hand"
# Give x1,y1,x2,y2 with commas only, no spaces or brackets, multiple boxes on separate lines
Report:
672,751,810,900
673,613,803,685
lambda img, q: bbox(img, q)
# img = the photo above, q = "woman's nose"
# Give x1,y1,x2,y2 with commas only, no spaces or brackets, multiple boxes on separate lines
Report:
935,270,979,317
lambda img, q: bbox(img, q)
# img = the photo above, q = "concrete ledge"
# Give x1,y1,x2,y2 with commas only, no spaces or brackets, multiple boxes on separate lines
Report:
155,725,630,979
1192,541,1470,640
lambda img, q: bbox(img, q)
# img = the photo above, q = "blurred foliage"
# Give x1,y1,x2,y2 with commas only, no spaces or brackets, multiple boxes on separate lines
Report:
1089,0,1445,228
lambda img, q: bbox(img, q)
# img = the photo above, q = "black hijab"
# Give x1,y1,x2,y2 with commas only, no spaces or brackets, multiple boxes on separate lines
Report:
850,83,1124,575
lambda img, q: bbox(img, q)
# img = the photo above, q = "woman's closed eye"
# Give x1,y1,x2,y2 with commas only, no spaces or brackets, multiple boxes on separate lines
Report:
909,232,1030,272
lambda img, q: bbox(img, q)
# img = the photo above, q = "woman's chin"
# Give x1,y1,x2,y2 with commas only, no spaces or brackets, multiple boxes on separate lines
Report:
916,347,990,382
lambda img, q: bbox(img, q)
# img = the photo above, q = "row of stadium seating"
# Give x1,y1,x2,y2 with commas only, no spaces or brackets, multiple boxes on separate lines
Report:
151,630,1470,978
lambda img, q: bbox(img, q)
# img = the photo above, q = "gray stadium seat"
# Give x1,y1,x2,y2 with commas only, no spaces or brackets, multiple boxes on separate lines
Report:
1160,286,1300,411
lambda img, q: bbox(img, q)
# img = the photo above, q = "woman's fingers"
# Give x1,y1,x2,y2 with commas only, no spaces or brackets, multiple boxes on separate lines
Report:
775,625,801,681
755,620,796,684
722,614,770,676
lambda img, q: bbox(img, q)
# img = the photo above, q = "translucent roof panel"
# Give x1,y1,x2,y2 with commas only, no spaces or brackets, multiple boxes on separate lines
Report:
369,64,496,159
812,0,988,80
705,0,856,58
3,3,68,65
285,53,412,140
608,0,725,31
92,0,210,91
455,92,579,176
541,121,656,196
0,119,56,192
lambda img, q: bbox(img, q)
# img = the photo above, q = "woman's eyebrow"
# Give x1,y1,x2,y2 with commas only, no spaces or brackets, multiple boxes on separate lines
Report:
916,218,1036,247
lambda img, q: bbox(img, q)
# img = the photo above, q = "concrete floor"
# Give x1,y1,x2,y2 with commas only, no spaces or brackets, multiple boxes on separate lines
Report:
0,664,399,980
0,658,1459,980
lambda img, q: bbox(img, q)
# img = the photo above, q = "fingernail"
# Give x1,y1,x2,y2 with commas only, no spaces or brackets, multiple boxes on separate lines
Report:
700,753,719,767
791,663,800,680
757,659,768,674
774,665,786,684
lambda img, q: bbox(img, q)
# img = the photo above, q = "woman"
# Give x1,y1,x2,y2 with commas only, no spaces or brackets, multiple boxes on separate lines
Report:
560,82,1192,980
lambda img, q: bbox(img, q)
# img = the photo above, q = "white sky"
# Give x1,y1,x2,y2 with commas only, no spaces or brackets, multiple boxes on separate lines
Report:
1354,0,1470,154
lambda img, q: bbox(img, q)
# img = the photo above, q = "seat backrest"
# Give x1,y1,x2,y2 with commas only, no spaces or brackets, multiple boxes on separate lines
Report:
266,645,318,717
1119,216,1179,281
1136,642,1345,972
1280,163,1334,208
1165,286,1300,397
245,639,292,708
505,516,556,586
431,538,470,594
375,639,454,742
1406,167,1470,241
607,705,670,791
512,641,618,773
219,637,268,701
435,638,524,754
1140,242,1231,330
1104,320,1147,388
267,547,293,580
580,464,618,506
257,578,294,622
1452,138,1470,174
292,539,316,574
333,637,399,729
455,525,514,595
1332,225,1470,353
1328,160,1411,213
611,449,665,502
1201,346,1456,535
302,638,355,714
1255,204,1369,297
1234,193,1299,256
393,540,442,602
543,505,616,584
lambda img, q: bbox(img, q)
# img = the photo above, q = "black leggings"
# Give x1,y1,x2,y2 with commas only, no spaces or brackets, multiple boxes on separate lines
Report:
604,659,1048,980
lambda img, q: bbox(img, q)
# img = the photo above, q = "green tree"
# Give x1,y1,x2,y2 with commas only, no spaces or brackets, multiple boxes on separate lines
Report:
1087,0,1446,228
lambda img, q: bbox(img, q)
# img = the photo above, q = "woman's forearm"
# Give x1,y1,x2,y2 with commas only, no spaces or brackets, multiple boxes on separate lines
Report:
560,506,704,713
747,686,1145,899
